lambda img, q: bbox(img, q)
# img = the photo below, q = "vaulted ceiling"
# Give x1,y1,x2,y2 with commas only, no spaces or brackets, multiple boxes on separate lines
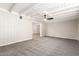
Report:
0,3,79,22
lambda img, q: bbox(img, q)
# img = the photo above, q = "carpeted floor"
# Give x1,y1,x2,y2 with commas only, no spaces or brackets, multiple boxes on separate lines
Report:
0,36,79,56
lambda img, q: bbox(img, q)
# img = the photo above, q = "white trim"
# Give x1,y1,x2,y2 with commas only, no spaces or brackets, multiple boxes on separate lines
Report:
49,5,78,14
9,3,16,12
0,39,32,46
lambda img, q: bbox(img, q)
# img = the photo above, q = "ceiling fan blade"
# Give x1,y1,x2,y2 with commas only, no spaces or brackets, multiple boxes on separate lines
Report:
47,18,54,20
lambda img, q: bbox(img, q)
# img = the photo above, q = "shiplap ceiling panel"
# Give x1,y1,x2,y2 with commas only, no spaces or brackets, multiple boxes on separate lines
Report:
12,3,36,13
0,3,13,10
24,3,79,20
0,3,78,22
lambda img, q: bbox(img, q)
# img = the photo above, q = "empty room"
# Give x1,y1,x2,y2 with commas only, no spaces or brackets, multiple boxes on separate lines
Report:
0,3,79,56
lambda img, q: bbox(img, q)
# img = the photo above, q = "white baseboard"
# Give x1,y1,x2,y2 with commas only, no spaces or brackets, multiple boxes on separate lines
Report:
0,38,32,47
46,36,77,40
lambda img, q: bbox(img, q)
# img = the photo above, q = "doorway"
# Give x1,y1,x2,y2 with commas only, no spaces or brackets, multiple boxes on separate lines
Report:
32,22,40,39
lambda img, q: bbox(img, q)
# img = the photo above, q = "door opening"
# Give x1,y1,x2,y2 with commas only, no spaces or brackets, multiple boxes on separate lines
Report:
32,23,40,39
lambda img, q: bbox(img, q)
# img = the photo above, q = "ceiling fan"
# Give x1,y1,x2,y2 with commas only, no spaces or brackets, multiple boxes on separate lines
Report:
44,14,54,21
43,11,54,21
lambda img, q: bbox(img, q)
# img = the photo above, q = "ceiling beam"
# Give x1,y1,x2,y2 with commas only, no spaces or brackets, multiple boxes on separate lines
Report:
43,6,79,18
49,5,79,14
8,3,16,12
19,3,37,14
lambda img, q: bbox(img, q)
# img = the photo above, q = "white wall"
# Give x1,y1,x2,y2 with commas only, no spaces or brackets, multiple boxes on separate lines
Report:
46,20,77,39
0,10,32,46
40,23,47,36
77,19,79,40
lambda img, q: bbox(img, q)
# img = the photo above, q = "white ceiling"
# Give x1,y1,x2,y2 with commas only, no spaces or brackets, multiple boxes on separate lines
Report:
0,3,12,10
0,3,78,22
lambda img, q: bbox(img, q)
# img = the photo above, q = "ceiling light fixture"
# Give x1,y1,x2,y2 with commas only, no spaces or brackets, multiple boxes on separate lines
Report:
20,16,22,19
44,19,47,21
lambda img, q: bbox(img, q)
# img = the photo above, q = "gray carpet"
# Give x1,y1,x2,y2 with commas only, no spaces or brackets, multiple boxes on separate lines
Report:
0,36,79,56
